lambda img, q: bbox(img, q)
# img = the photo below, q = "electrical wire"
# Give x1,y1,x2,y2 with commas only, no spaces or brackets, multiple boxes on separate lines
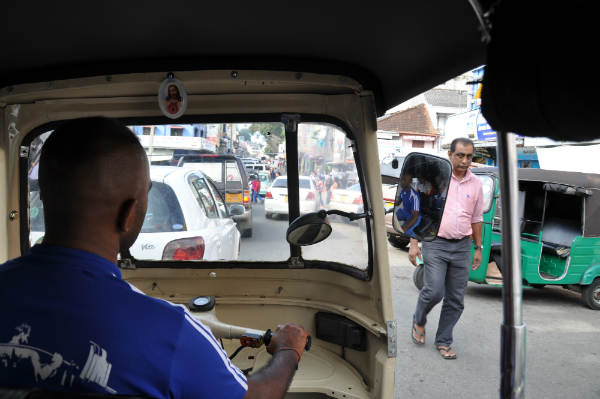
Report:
229,346,245,360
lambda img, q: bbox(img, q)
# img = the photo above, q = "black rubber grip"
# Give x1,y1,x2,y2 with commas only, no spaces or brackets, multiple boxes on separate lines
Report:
263,329,311,351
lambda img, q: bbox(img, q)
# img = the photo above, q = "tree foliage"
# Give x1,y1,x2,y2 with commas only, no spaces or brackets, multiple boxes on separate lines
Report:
248,123,284,138
238,128,252,141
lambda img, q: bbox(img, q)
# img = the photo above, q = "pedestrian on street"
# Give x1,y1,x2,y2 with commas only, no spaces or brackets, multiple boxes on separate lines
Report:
310,171,317,185
316,177,325,207
250,176,260,203
409,137,484,360
270,168,276,180
327,177,339,205
255,178,264,203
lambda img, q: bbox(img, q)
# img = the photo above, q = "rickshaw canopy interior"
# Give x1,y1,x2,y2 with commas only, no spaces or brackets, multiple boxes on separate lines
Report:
477,167,600,238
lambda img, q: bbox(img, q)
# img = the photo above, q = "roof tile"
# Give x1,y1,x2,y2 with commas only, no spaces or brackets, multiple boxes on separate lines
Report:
377,103,438,135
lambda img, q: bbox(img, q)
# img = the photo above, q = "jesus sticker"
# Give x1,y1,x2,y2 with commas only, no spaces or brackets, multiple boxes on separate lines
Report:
158,77,187,119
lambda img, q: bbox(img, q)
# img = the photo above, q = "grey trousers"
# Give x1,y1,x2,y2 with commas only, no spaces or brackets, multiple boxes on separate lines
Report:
413,236,471,346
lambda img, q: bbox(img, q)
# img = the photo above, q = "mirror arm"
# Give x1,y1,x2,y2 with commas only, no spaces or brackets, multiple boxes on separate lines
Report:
324,209,372,221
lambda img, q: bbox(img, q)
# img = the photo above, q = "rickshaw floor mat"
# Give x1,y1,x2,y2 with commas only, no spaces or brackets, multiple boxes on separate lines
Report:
539,271,561,280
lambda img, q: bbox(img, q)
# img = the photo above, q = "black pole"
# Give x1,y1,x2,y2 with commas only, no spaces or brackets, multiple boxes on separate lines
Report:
282,114,301,259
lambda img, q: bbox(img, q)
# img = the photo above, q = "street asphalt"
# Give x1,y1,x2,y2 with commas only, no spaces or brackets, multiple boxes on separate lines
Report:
240,203,600,398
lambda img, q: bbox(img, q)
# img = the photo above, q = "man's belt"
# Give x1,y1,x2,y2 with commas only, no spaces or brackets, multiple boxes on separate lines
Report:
437,236,469,243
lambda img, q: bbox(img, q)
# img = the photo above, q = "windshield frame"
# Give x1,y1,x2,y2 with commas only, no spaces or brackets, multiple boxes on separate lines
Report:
19,114,373,280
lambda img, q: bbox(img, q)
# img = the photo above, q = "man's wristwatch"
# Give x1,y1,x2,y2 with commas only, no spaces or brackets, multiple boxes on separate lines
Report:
474,245,483,251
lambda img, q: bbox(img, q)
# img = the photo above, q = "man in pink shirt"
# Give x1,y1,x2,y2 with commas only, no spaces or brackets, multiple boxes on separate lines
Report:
409,138,484,359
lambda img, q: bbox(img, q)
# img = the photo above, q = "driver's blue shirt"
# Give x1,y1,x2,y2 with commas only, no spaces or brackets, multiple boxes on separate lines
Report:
396,186,421,238
0,244,247,399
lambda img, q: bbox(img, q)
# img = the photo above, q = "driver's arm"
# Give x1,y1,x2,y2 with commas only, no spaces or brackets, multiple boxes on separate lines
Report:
244,324,309,399
169,315,308,399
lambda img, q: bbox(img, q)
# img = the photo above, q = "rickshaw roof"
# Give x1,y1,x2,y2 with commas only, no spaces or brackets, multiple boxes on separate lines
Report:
474,168,600,190
0,1,485,117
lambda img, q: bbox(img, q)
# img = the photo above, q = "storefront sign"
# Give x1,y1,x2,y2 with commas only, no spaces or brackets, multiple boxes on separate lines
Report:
476,112,522,141
402,135,436,141
138,135,216,152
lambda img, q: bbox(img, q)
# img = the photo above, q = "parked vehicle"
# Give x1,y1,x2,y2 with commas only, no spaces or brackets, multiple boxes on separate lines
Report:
328,183,363,223
244,163,269,173
412,168,600,309
257,172,272,197
264,176,319,218
177,154,253,237
30,167,242,261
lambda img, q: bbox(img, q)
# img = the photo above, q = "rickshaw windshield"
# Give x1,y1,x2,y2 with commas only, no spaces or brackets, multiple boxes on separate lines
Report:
24,120,371,274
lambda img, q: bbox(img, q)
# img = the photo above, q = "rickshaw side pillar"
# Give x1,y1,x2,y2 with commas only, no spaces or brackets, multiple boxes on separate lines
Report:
497,133,526,399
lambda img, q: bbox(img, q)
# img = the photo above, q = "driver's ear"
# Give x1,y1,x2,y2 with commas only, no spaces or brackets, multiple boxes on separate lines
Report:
117,199,138,233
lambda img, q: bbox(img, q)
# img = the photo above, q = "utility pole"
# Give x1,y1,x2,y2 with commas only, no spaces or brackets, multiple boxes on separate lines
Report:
148,125,156,162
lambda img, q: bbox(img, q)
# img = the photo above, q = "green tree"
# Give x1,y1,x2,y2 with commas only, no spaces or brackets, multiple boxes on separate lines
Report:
264,134,282,155
238,128,252,141
248,123,284,139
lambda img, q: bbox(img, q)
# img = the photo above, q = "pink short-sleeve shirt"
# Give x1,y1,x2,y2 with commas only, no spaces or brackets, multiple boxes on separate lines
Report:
438,169,484,239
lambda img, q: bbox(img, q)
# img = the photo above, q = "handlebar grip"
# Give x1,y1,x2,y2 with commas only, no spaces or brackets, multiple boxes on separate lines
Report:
263,329,311,351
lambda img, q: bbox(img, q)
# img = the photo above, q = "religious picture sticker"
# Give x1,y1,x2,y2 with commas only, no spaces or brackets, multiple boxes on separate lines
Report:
158,77,187,119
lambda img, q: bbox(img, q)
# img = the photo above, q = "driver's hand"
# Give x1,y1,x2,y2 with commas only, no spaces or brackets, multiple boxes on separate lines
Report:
266,323,310,359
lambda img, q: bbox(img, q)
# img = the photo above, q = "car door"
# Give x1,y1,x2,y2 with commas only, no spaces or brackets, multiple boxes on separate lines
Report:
188,175,234,260
206,178,239,260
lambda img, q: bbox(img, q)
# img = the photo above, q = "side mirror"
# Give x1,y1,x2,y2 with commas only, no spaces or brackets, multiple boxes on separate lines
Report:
286,211,332,246
229,204,245,216
392,152,452,241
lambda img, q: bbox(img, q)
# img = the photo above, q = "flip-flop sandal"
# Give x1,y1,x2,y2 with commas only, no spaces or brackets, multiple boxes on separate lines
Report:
411,324,425,345
436,346,456,359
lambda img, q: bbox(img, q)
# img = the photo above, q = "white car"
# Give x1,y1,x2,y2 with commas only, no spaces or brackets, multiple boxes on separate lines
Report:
328,183,363,214
30,167,242,261
264,176,319,218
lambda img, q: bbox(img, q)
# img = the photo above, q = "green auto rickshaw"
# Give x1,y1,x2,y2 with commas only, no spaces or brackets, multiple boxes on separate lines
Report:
413,168,600,310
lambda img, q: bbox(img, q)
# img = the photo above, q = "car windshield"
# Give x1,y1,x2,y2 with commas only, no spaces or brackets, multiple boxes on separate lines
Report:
180,161,223,182
26,122,369,271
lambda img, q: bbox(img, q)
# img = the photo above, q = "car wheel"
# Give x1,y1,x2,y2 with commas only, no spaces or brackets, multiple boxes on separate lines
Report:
530,284,546,289
581,279,600,310
241,228,253,238
265,213,272,219
388,235,409,249
413,264,425,290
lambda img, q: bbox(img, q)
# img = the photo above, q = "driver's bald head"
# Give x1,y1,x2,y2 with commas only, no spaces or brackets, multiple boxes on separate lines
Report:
39,117,149,240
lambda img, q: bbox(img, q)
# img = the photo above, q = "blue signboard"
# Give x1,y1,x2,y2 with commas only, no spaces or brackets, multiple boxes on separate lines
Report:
476,119,497,141
476,112,521,141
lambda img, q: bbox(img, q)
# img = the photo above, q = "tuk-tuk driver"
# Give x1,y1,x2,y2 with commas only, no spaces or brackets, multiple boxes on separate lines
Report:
394,172,421,238
409,137,484,360
0,117,309,399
